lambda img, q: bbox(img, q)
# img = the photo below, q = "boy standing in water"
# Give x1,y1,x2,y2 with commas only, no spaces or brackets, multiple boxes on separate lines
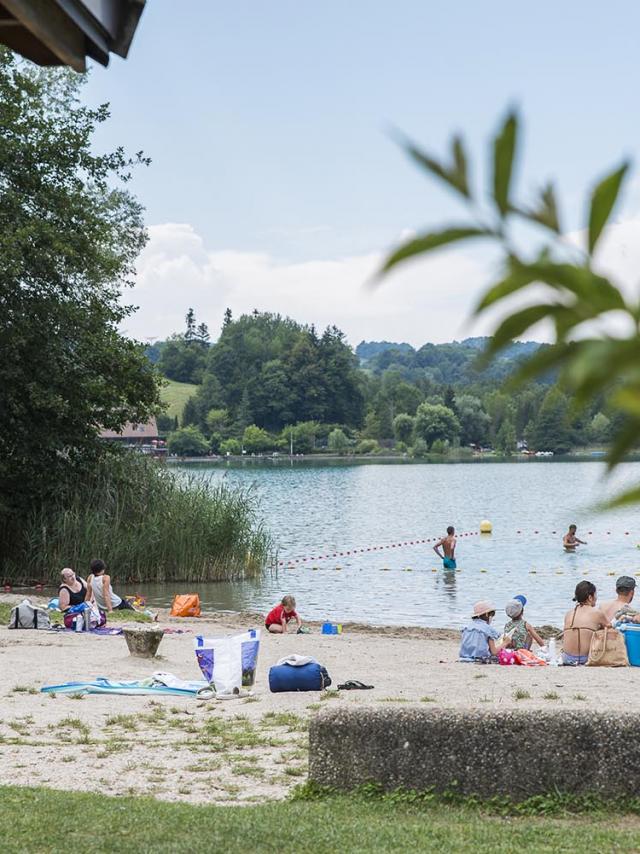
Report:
563,524,587,551
434,526,457,570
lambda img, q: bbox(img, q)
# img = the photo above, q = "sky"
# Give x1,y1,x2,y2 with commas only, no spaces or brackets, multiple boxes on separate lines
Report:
82,1,640,348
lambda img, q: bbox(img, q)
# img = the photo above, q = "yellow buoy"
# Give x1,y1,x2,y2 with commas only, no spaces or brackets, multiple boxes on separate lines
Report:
480,520,492,534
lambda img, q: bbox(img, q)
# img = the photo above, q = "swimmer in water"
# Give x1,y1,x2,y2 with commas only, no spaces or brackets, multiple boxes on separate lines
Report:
563,524,587,551
434,525,457,570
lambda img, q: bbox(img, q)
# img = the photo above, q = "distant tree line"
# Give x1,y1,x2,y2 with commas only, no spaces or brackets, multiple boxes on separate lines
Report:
153,311,620,457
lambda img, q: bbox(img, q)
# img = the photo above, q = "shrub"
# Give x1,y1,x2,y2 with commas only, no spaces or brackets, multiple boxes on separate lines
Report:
220,438,242,455
356,439,380,455
410,438,429,458
167,426,209,456
328,428,350,454
2,451,272,584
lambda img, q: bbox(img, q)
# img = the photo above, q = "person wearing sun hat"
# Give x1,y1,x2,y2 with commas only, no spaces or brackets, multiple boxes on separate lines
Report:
503,598,545,650
459,600,500,663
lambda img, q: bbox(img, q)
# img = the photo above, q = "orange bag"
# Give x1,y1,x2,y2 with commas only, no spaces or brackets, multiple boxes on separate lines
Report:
170,594,201,618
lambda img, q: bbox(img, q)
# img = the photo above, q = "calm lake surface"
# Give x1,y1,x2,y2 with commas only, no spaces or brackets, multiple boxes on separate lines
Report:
134,460,640,629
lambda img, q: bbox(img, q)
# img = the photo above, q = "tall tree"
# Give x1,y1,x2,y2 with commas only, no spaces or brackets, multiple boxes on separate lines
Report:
0,51,161,549
185,308,197,342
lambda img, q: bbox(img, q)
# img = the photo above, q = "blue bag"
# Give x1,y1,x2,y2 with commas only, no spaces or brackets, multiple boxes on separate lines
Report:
268,661,332,692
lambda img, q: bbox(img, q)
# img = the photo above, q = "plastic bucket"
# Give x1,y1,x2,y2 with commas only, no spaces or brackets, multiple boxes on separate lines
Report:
621,625,640,666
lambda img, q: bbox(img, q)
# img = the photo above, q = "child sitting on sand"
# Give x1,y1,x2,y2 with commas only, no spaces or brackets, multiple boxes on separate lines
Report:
265,595,303,634
503,597,544,650
459,600,500,663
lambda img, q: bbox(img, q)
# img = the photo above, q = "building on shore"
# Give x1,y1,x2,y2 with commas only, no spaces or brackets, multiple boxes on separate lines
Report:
100,418,165,456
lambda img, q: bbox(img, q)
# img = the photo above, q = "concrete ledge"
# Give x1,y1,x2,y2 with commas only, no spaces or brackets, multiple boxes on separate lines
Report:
309,707,640,800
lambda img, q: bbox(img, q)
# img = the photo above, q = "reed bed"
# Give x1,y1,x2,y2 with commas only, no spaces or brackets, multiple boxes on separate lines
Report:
2,452,272,584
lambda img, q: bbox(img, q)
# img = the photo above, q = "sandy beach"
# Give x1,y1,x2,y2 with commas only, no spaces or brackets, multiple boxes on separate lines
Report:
1,594,639,805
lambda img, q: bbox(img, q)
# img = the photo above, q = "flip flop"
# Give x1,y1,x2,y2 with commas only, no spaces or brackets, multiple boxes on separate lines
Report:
337,680,374,690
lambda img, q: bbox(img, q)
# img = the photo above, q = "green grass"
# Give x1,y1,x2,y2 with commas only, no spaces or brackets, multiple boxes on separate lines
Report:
0,785,638,853
160,379,198,420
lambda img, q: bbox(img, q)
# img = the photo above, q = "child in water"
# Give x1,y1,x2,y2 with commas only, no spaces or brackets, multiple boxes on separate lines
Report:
459,600,500,662
265,595,303,634
503,597,544,650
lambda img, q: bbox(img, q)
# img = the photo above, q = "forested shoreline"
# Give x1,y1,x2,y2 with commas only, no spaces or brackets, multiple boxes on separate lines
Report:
153,309,618,458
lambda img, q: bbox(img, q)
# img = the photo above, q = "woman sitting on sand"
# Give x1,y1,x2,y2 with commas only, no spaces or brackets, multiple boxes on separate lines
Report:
58,567,89,629
562,581,611,665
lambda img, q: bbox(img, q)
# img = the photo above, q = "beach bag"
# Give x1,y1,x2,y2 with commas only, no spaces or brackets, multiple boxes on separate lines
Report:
269,660,332,692
194,630,261,697
9,599,51,630
587,628,628,667
170,594,201,618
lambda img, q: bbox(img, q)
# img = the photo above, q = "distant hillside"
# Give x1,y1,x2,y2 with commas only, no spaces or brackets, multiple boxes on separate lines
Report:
362,337,546,385
356,340,415,363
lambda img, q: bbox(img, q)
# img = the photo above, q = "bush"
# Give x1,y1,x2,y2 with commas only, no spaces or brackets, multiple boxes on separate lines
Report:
2,451,272,584
356,439,380,455
430,439,449,455
410,438,429,458
220,438,242,455
328,428,350,454
243,425,275,454
167,426,209,456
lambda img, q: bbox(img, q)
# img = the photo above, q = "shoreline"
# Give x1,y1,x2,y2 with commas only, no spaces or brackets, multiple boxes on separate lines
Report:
166,452,625,465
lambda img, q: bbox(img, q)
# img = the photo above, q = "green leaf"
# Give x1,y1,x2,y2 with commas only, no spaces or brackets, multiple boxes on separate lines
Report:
403,135,471,200
588,162,629,254
451,136,470,198
379,227,490,276
604,485,640,510
606,417,640,470
517,183,561,233
492,111,518,216
474,259,537,313
507,341,572,386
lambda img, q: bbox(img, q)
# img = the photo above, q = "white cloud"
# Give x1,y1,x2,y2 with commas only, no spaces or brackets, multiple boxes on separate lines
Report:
123,222,496,346
122,218,640,348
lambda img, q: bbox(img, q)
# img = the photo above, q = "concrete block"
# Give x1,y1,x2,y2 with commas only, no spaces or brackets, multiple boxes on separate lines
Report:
309,706,640,799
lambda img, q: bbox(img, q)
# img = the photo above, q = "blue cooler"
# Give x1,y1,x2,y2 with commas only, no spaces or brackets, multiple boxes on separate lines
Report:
620,625,640,666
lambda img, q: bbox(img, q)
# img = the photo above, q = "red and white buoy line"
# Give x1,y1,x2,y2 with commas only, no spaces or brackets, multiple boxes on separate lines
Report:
276,526,640,570
277,530,481,568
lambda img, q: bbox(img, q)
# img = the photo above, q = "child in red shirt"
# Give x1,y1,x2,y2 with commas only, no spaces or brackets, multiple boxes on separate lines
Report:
265,595,302,634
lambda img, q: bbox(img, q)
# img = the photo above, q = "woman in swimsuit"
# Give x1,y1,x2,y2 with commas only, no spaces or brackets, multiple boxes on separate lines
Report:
562,581,611,665
58,567,89,629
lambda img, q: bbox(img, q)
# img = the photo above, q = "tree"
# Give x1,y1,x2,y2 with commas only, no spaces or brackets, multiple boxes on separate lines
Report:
242,425,274,454
158,335,206,383
328,428,349,454
530,388,573,454
380,109,640,503
0,52,161,548
414,403,460,448
167,426,209,456
393,413,415,444
496,418,517,456
588,412,611,445
185,308,197,342
181,397,199,427
456,394,491,446
205,408,230,436
196,322,210,345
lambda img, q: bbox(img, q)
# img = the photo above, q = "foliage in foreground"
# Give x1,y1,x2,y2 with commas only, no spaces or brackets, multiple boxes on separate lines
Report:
0,785,638,854
381,110,640,502
2,452,271,584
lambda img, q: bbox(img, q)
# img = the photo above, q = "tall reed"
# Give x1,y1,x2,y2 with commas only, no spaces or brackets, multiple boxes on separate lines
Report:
2,452,272,583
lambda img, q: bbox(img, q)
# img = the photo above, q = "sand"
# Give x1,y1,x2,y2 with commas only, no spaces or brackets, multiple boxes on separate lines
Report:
0,594,639,805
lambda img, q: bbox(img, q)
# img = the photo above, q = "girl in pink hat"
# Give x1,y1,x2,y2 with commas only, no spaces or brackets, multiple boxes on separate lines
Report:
459,600,499,663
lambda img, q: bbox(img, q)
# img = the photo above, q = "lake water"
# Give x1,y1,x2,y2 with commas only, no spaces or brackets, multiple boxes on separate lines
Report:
134,459,640,629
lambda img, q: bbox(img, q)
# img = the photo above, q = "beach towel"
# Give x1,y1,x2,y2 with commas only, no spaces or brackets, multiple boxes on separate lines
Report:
40,673,207,697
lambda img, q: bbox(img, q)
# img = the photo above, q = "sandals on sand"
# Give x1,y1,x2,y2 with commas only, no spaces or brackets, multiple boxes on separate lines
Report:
337,680,374,690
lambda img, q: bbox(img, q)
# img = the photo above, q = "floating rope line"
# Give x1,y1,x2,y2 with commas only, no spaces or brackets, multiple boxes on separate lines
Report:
277,531,481,567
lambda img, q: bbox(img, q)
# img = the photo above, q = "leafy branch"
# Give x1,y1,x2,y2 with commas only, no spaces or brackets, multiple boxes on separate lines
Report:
380,110,639,506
